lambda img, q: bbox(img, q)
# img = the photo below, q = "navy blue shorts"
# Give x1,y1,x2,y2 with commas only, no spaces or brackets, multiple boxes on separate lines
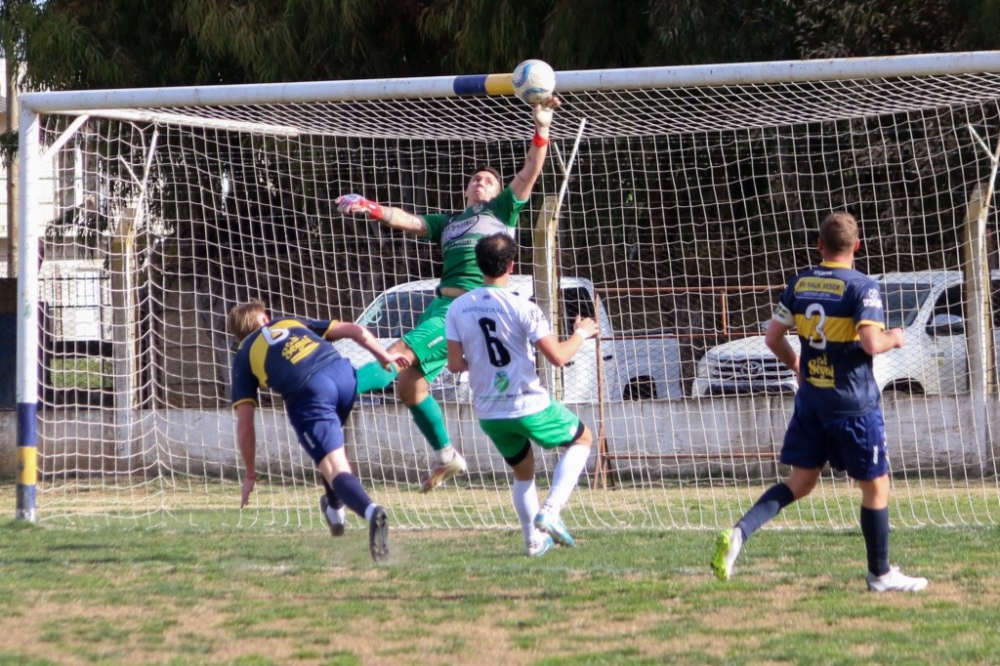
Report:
284,358,357,465
780,400,888,481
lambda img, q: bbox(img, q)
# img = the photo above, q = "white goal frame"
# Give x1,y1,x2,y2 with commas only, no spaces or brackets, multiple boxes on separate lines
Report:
13,51,1000,529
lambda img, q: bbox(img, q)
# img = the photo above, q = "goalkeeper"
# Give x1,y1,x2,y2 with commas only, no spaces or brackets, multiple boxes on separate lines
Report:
335,96,560,493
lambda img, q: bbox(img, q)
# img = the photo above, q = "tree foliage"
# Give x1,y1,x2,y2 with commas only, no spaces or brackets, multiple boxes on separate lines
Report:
4,0,997,91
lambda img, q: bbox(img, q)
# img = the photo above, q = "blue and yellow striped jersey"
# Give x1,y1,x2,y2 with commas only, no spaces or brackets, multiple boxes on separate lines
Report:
231,317,342,407
772,262,886,415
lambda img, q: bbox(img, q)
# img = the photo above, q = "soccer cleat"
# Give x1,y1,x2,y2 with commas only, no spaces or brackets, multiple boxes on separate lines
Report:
866,566,928,592
319,495,345,537
368,505,389,563
526,534,556,557
533,512,575,547
419,451,468,493
711,527,743,581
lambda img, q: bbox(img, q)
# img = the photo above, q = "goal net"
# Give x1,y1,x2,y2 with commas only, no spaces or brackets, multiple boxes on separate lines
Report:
14,52,1000,531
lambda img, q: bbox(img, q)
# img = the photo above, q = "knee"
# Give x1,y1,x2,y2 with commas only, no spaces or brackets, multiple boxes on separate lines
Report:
396,369,426,405
785,469,820,499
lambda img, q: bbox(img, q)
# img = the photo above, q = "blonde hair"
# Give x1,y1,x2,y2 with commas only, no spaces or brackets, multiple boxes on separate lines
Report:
819,211,859,254
227,300,267,343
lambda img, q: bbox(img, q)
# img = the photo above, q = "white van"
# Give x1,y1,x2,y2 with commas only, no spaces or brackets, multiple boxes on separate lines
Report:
691,270,990,397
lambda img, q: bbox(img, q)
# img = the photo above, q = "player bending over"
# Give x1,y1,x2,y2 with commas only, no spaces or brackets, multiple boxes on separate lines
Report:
335,96,561,493
445,233,599,556
228,300,409,563
711,212,928,592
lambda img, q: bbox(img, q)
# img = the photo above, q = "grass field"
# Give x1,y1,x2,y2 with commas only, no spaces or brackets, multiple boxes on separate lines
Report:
0,517,997,665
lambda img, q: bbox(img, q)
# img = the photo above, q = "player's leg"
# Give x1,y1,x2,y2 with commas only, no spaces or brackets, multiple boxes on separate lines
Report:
833,410,927,592
515,402,590,548
319,476,346,537
398,297,467,491
316,449,389,563
355,339,416,394
290,365,388,562
713,407,824,581
480,419,552,556
858,475,924,591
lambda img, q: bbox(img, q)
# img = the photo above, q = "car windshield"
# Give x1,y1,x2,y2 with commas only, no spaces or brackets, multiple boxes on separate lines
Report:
358,290,437,339
880,282,933,329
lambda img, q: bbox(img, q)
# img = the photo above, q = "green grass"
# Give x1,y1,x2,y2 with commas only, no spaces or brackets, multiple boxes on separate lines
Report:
0,521,996,665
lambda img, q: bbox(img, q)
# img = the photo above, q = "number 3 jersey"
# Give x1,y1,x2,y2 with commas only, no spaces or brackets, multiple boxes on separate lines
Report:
772,261,886,416
231,317,344,407
445,285,552,420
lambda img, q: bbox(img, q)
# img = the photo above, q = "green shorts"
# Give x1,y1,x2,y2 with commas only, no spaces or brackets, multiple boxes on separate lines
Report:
479,401,584,459
400,295,455,383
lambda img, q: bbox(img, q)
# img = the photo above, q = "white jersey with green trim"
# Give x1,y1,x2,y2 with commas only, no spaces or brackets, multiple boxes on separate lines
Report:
445,285,552,420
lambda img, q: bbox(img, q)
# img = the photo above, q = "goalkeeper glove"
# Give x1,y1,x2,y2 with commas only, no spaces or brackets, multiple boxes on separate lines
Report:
336,194,386,221
533,100,556,138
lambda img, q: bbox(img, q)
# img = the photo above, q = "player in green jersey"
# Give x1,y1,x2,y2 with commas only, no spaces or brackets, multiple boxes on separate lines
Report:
336,96,560,493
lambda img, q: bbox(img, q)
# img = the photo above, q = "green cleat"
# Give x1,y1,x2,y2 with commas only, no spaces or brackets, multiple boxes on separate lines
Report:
711,527,743,581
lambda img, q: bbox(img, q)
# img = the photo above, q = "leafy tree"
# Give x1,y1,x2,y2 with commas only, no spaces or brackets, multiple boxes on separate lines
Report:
9,0,445,91
418,0,653,72
792,0,974,58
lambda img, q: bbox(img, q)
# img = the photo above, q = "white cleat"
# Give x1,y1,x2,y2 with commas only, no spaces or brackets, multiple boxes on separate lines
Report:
866,566,928,592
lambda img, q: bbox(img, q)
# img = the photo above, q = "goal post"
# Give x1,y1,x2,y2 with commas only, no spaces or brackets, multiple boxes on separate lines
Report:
13,51,1000,530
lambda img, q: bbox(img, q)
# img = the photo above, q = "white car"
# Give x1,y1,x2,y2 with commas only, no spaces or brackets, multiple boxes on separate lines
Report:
334,275,685,403
692,270,981,397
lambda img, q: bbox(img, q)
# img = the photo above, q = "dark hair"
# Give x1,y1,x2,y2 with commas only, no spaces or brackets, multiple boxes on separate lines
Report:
475,233,518,278
470,165,502,184
819,211,859,253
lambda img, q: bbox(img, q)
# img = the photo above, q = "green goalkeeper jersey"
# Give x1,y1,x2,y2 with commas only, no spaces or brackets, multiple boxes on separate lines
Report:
421,186,526,291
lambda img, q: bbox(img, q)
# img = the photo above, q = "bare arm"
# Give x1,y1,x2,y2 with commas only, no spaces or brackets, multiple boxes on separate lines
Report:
447,339,468,374
325,321,411,370
858,324,906,355
510,97,561,202
764,318,800,378
235,402,257,508
535,316,599,367
334,195,429,237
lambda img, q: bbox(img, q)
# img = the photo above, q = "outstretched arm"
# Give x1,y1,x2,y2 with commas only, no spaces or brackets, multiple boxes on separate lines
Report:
325,321,411,371
334,194,429,237
510,97,561,202
235,402,258,507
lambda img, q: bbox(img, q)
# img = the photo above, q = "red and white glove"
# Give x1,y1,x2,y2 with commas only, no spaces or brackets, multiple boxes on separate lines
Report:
336,194,386,220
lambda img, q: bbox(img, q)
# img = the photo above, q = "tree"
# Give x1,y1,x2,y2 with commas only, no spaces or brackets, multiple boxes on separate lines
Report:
418,0,653,72
13,0,446,91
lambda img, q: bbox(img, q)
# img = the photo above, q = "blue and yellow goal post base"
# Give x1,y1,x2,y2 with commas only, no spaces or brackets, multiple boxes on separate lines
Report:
16,402,37,522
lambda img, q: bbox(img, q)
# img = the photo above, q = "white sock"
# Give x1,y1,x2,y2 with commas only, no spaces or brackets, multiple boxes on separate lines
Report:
544,444,590,513
325,503,345,525
512,478,540,543
364,503,378,521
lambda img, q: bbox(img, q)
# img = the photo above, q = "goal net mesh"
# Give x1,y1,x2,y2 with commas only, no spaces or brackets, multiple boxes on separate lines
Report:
25,64,1000,531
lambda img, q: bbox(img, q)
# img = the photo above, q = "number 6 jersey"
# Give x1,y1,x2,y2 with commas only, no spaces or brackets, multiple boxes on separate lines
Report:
445,285,553,419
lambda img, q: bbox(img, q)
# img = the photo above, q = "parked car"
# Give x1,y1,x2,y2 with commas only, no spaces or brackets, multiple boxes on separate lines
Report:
691,270,991,397
333,275,684,403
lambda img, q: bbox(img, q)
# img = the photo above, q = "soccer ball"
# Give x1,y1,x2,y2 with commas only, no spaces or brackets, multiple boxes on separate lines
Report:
511,59,556,105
